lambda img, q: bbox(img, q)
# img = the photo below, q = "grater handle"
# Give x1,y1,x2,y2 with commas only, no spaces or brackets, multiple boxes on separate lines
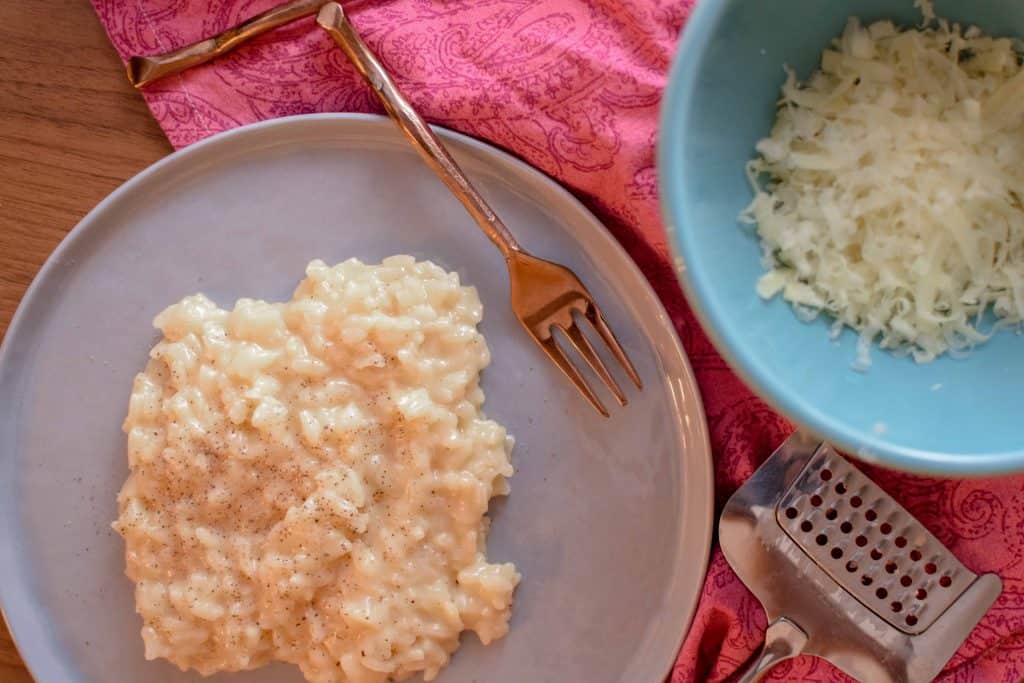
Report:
736,617,808,683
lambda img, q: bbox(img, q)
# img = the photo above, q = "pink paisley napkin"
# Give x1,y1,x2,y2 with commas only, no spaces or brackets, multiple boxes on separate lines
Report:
90,1,1024,680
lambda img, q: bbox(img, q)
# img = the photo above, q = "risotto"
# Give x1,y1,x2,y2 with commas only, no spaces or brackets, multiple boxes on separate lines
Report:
113,257,518,682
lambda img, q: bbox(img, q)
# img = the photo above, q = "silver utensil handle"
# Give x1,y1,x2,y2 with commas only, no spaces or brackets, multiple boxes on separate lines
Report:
315,2,521,260
736,617,809,683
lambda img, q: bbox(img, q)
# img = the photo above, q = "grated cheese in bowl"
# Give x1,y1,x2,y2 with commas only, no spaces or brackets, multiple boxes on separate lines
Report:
742,1,1024,367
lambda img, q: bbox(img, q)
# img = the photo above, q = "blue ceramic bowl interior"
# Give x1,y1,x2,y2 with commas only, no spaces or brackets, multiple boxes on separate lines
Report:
659,0,1024,475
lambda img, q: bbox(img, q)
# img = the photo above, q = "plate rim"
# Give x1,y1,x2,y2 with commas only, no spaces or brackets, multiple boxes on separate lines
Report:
0,112,714,682
657,0,1024,477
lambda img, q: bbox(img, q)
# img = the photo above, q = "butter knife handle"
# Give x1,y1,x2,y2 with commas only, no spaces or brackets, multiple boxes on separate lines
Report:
316,2,521,258
127,0,323,88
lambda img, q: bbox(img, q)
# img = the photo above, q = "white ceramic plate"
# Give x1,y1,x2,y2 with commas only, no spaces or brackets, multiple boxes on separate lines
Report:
0,114,712,683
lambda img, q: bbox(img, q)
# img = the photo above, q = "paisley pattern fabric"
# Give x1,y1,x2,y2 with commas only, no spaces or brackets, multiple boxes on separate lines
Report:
89,1,1024,680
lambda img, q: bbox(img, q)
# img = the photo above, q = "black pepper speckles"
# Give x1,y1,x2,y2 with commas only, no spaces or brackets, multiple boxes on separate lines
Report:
116,260,516,678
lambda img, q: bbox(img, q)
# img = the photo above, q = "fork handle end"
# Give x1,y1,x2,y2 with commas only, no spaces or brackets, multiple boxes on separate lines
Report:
127,49,211,89
127,0,324,88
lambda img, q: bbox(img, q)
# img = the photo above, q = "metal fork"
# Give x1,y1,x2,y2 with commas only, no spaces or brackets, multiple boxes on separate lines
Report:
127,0,326,88
126,1,643,416
314,3,640,416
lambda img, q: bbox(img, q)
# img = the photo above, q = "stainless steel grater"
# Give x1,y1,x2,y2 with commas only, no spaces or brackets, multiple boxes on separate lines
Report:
721,432,1002,683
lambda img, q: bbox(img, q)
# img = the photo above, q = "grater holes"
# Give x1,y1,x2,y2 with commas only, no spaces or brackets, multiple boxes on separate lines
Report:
939,575,952,588
783,450,960,634
821,469,833,481
924,562,937,575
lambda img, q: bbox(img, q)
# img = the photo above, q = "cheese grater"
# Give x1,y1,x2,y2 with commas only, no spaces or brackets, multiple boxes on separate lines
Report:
720,432,1002,683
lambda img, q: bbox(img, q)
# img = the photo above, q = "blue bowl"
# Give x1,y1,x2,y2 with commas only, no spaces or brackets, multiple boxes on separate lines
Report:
659,0,1024,476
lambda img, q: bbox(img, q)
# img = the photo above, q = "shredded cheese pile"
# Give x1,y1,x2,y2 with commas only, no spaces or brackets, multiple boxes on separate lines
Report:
743,1,1024,366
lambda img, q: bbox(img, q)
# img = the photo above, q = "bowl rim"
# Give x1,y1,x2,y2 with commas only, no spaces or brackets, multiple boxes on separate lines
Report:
657,0,1024,477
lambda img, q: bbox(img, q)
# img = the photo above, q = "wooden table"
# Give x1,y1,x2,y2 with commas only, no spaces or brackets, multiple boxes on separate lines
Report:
0,3,173,679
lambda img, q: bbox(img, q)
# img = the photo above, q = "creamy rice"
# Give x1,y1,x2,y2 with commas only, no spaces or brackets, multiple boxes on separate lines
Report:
114,256,518,682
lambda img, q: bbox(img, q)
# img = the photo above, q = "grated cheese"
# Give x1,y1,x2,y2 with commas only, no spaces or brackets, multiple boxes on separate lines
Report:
742,1,1024,364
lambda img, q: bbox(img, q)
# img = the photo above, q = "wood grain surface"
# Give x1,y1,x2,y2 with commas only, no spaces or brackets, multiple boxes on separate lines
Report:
0,2,173,679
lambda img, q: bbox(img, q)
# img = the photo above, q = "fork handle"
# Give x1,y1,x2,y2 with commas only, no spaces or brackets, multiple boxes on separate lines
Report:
736,617,809,683
127,0,324,88
316,2,522,260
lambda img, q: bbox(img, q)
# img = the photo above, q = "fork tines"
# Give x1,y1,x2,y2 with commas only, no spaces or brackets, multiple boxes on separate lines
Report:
539,303,642,417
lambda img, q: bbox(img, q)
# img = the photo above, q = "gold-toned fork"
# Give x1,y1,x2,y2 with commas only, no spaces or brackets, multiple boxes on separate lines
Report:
314,3,641,416
127,0,325,88
126,1,642,416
